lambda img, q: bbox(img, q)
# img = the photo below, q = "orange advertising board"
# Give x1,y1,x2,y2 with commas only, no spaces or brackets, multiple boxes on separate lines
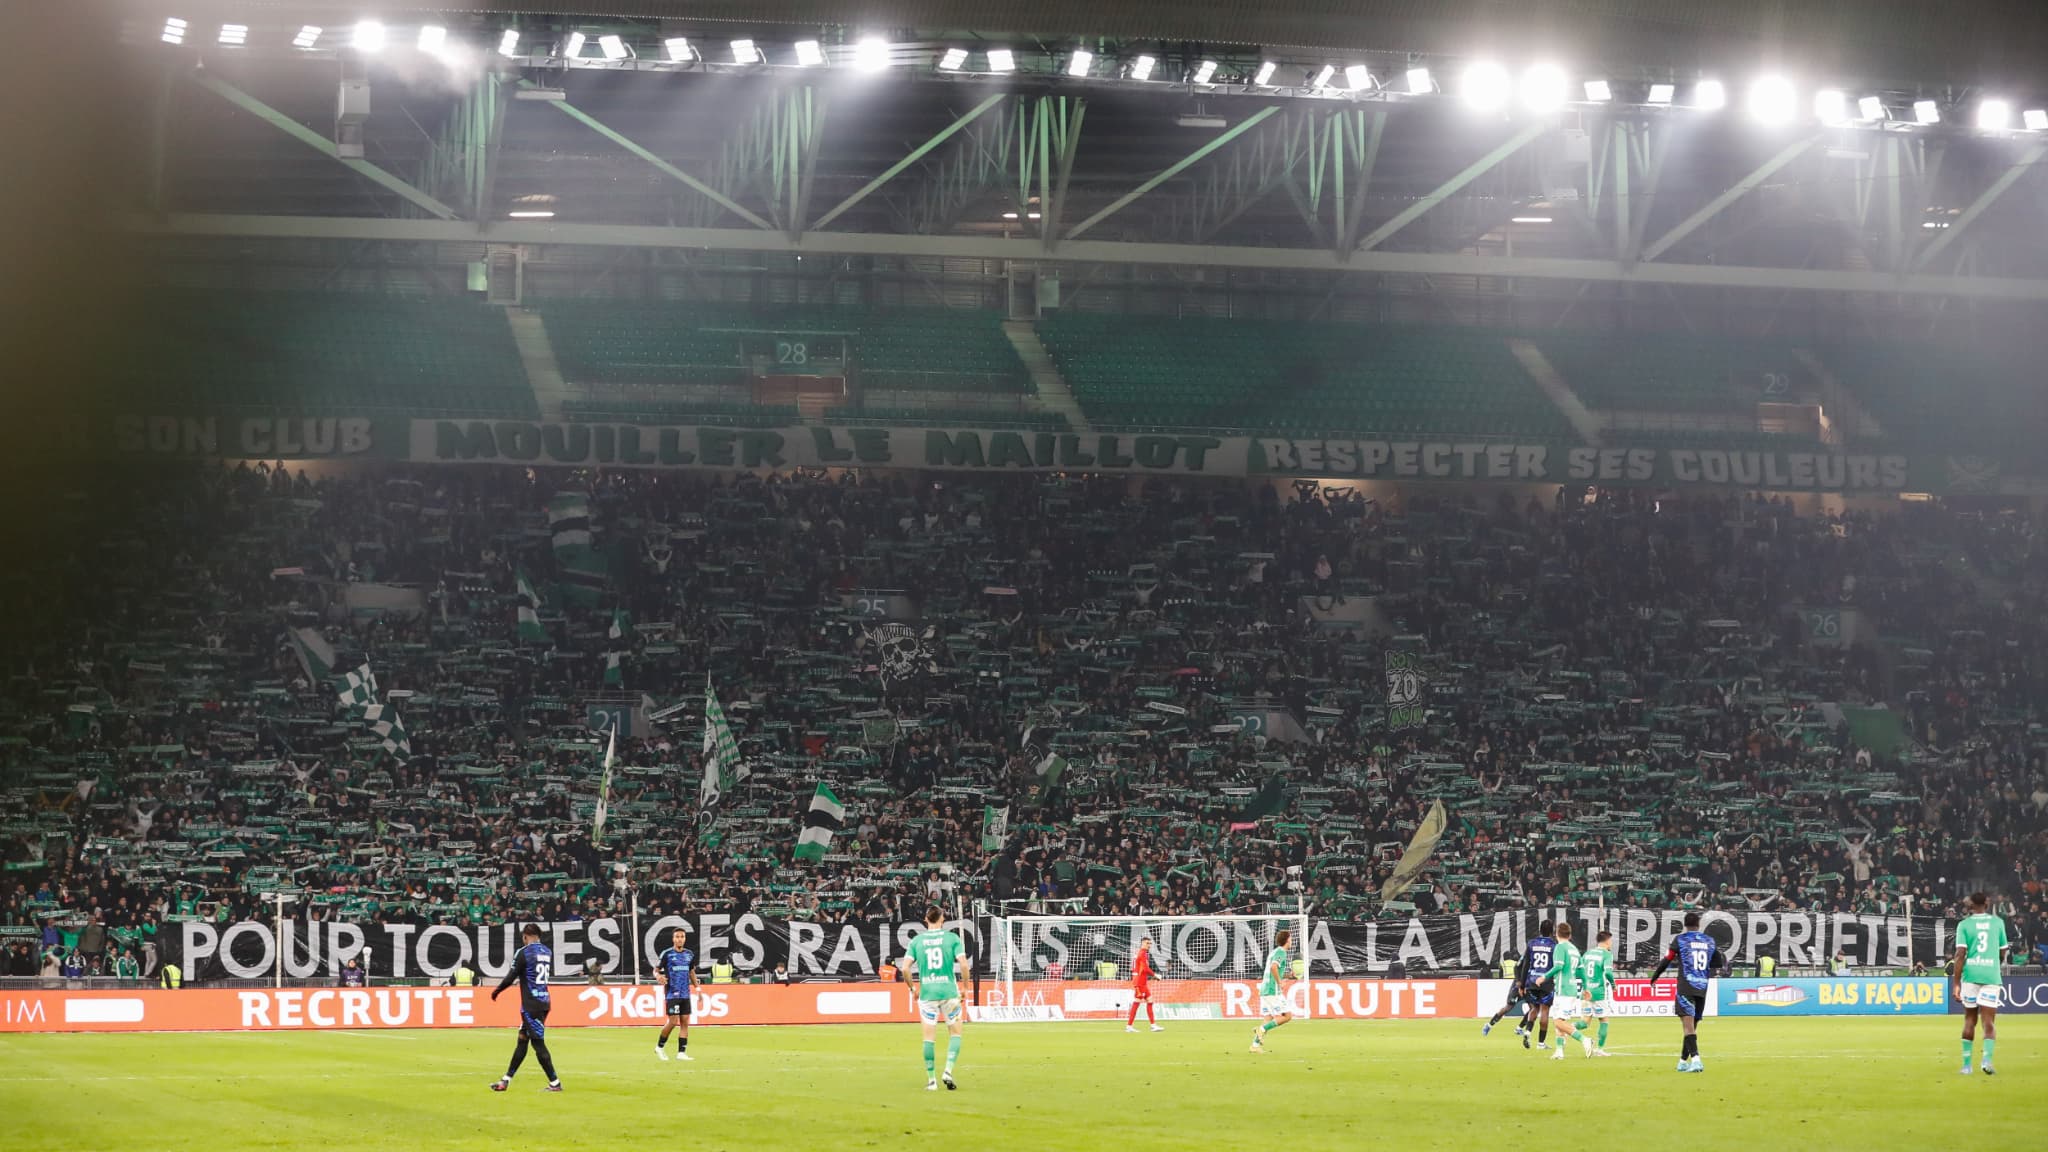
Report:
0,978,1476,1034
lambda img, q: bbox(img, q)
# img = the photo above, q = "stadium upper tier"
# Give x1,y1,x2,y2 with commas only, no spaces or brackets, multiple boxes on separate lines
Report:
538,300,1032,394
1039,313,1574,438
1532,330,1801,414
105,292,537,418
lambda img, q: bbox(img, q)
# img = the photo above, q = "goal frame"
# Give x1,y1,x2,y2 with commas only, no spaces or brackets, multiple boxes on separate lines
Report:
990,904,1312,1017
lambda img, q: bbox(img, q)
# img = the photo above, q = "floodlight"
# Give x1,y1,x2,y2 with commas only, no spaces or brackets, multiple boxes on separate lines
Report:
564,32,585,57
1345,65,1371,91
663,37,692,61
1647,84,1674,105
1519,63,1568,112
938,47,968,71
417,26,446,53
1693,80,1726,110
794,40,824,67
1461,61,1511,111
498,31,520,57
294,25,323,49
2025,109,2048,131
1914,99,1939,125
988,48,1015,73
1858,95,1885,121
1254,61,1278,86
731,39,758,64
1002,211,1019,219
1511,216,1553,223
1584,79,1612,102
508,210,556,219
1746,76,1796,125
161,17,187,44
1814,89,1848,125
1312,65,1335,90
1977,100,2011,130
596,34,626,60
1192,60,1218,84
218,24,247,46
353,20,385,53
853,38,889,71
1067,49,1093,77
1131,55,1156,82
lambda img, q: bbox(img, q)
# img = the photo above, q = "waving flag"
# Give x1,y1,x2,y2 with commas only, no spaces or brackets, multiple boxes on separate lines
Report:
794,783,845,862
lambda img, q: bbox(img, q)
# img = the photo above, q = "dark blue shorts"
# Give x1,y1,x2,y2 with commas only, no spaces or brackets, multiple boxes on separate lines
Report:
1673,989,1707,1019
520,1003,550,1040
665,996,692,1018
1526,980,1555,1007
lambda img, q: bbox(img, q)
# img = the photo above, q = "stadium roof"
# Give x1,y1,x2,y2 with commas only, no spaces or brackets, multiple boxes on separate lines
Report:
225,0,2048,85
115,3,2048,302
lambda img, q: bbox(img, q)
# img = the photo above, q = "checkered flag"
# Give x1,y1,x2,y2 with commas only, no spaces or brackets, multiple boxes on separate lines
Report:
337,663,378,710
358,702,412,760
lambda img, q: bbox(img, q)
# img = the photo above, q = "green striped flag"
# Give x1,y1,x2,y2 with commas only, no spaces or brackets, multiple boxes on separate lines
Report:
515,569,545,643
982,805,1010,850
794,783,845,862
700,676,745,808
287,627,336,684
548,491,608,605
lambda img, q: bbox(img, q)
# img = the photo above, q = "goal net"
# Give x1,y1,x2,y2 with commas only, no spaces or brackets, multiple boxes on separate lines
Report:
990,913,1311,1023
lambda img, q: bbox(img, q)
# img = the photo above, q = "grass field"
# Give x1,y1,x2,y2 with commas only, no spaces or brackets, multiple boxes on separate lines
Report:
3,1017,2041,1151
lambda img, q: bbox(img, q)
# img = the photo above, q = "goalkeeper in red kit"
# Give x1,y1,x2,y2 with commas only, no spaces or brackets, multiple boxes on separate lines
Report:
1125,937,1164,1033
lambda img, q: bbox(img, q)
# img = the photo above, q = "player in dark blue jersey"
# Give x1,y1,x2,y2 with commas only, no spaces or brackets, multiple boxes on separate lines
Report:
490,924,562,1092
1649,911,1724,1073
655,926,695,1063
1515,921,1559,1051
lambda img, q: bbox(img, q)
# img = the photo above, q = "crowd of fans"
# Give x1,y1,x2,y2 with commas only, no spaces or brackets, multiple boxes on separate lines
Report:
2,459,2045,979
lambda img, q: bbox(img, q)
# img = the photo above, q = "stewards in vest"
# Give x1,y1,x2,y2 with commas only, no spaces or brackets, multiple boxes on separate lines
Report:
453,964,476,987
159,962,183,989
711,960,736,984
1758,954,1777,978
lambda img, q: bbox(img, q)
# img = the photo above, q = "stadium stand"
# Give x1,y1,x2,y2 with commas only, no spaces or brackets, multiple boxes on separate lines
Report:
1533,329,1802,413
1039,313,1576,438
539,300,1032,395
104,292,537,418
2,463,2042,980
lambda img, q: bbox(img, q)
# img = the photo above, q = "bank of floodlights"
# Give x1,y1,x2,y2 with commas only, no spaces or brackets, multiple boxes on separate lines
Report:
852,38,889,72
1747,76,1797,124
1460,61,1511,111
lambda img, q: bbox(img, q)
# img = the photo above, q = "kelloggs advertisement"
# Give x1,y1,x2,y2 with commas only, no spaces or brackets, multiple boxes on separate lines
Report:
1715,977,1948,1017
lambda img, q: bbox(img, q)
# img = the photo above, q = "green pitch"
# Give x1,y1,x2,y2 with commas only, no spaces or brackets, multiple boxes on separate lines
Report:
2,1018,2039,1151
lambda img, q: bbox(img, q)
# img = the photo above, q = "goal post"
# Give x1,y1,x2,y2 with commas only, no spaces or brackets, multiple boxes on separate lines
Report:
990,911,1312,1022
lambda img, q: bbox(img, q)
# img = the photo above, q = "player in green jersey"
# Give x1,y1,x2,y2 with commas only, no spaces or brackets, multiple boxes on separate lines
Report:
1951,892,2011,1075
1581,930,1618,1057
1250,928,1294,1053
1546,922,1594,1060
906,905,969,1091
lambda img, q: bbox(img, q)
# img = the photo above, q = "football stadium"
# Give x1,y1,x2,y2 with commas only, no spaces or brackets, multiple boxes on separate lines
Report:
3,0,2048,1148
